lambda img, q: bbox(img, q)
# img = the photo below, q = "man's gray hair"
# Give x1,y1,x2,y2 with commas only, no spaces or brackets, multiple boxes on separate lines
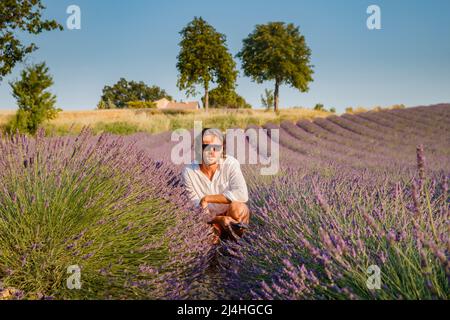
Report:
202,128,224,144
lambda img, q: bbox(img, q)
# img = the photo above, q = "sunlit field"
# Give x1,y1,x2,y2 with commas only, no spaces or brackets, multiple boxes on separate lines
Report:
1,108,330,136
0,103,448,299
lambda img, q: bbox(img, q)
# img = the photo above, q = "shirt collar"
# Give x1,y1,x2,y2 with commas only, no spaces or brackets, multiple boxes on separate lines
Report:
197,156,226,182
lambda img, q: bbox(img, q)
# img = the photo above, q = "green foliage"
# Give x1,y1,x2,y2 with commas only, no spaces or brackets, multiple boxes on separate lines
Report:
329,107,336,113
98,78,171,109
237,22,314,111
202,87,252,109
8,62,61,134
261,89,274,110
177,17,238,109
126,101,156,109
97,98,117,110
0,0,63,82
314,103,324,111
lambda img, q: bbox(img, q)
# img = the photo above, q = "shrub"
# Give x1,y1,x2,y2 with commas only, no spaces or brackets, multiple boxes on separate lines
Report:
314,103,325,111
261,89,274,110
97,99,117,110
8,63,61,134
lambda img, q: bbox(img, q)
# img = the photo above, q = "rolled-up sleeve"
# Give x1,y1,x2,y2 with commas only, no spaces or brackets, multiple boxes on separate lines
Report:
222,160,249,203
182,167,201,207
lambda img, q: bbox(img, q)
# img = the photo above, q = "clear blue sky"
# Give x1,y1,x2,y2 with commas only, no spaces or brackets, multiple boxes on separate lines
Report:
1,0,449,112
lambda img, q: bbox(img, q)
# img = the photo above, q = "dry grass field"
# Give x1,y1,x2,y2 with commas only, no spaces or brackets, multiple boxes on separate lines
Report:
0,108,331,135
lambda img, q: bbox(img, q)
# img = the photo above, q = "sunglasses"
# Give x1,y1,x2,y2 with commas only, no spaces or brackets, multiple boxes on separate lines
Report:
202,144,223,152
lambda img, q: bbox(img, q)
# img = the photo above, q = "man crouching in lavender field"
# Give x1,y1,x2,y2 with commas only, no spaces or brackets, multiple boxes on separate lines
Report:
182,128,250,244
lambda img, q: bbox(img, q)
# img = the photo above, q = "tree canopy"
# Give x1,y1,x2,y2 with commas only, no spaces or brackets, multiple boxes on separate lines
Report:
0,0,63,83
98,78,172,109
177,17,237,110
237,22,314,112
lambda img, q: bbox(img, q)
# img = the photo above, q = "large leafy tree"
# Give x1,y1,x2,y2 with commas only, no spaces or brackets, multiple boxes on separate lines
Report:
0,0,63,83
177,17,237,110
98,78,172,109
237,22,314,112
9,62,61,134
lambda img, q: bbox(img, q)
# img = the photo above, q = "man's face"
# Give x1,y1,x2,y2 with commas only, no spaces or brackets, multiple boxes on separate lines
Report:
202,135,223,166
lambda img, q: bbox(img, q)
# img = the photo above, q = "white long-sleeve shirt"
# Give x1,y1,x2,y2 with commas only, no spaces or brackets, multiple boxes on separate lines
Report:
182,155,249,215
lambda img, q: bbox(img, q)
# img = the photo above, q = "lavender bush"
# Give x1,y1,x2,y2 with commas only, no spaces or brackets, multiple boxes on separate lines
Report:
219,165,449,299
0,128,213,299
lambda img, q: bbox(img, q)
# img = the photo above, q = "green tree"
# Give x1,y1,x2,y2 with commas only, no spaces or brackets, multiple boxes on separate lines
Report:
98,78,171,109
314,103,324,111
237,22,314,112
97,98,117,110
177,17,238,110
0,0,63,83
97,100,107,110
261,89,274,110
9,62,61,134
329,107,336,113
202,87,252,109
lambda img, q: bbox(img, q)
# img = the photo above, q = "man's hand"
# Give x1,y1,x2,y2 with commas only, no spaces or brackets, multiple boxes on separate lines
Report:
200,196,209,209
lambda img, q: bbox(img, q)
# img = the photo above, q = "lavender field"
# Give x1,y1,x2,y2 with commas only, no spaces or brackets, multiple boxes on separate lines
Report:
0,104,449,300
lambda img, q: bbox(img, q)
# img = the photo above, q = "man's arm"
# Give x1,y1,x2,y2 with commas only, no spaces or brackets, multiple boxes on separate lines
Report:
200,194,231,208
182,167,201,207
202,159,249,207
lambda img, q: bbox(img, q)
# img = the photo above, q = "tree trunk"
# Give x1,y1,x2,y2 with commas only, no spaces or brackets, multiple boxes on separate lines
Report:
204,85,209,111
274,80,279,112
